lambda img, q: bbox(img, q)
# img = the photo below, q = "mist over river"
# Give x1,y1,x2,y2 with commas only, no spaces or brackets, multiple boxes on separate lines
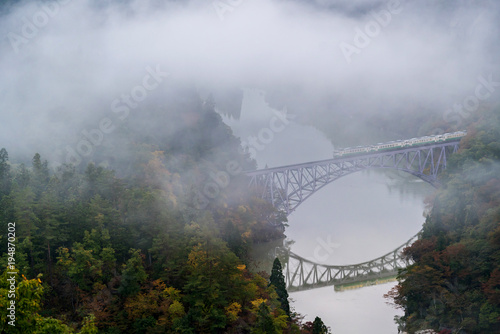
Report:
222,89,434,333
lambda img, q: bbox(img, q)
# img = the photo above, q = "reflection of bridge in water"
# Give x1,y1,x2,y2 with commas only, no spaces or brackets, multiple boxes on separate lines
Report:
283,233,419,292
246,134,466,291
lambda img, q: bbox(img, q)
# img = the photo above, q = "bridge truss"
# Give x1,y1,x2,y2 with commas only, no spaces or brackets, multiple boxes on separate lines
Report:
247,141,460,215
284,233,419,292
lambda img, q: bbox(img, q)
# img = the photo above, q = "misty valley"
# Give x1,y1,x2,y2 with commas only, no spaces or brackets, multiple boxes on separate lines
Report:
1,1,500,334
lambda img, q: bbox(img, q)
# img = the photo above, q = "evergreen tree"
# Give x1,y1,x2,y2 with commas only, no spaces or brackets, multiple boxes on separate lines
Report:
31,153,50,198
269,257,290,317
252,302,278,334
312,316,330,334
387,107,500,333
0,148,11,197
118,249,148,296
0,89,312,332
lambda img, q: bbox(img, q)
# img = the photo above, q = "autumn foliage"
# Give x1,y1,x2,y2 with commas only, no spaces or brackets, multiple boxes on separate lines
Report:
386,108,500,333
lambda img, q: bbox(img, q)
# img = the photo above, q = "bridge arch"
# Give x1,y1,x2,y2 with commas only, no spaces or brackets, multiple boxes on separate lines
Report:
247,141,460,215
282,166,438,215
247,138,463,291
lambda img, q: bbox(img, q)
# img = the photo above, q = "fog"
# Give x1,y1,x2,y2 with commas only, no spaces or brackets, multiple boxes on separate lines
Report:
0,0,499,166
233,88,433,332
1,1,498,331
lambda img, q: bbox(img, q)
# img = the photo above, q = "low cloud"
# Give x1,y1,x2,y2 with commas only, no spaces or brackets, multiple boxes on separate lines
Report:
0,0,498,163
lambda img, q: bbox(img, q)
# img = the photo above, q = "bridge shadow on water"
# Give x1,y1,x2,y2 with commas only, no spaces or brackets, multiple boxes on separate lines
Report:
250,231,420,293
283,232,419,292
246,138,468,292
247,137,466,292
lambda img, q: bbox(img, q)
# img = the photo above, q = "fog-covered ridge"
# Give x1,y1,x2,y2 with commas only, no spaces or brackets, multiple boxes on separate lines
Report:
1,0,499,164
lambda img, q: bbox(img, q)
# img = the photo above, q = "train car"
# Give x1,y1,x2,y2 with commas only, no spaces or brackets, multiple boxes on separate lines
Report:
333,131,467,158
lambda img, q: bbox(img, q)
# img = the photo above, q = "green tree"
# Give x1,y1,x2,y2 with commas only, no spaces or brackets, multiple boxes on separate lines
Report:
312,316,330,334
0,270,44,333
35,188,69,281
182,239,241,332
0,148,11,197
269,258,290,317
387,107,500,333
11,185,39,273
34,317,73,334
56,243,103,292
14,163,30,188
252,302,278,334
118,249,148,297
78,314,98,334
124,280,185,333
31,153,50,198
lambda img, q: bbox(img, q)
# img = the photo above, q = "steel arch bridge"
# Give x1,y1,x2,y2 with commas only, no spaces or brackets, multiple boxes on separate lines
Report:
246,140,461,215
283,233,418,292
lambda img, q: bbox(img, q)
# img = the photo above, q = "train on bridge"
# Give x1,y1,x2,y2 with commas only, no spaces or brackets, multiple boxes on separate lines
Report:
333,130,467,158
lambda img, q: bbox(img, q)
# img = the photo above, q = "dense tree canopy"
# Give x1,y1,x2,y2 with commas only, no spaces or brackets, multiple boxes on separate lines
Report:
387,107,500,333
0,89,322,333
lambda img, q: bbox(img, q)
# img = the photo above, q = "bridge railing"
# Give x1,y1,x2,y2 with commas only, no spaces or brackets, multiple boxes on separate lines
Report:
247,140,461,215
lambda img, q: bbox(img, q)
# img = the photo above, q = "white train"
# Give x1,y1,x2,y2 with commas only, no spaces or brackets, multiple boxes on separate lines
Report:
333,131,467,158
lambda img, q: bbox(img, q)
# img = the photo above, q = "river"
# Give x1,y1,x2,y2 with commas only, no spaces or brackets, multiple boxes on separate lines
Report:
222,89,434,333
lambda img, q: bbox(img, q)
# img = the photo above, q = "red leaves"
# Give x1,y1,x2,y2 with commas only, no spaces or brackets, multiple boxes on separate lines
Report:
477,178,500,210
403,237,437,262
483,269,500,305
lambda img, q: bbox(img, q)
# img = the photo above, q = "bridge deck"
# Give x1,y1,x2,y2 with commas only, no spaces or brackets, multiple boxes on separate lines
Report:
245,138,462,176
247,135,466,292
246,139,462,215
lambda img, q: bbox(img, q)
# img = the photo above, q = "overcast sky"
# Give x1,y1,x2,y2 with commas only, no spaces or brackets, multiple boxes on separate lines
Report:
1,1,498,332
1,0,499,164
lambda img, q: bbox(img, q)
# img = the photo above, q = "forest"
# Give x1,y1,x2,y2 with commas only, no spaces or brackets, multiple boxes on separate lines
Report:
386,106,500,333
1,90,499,334
0,76,498,334
0,88,330,333
1,0,499,332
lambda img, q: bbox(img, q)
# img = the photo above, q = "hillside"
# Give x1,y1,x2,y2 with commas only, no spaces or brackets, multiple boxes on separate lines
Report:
0,89,327,333
386,107,500,333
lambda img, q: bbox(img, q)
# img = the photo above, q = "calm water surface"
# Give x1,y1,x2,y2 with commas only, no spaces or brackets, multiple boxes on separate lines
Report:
223,89,434,333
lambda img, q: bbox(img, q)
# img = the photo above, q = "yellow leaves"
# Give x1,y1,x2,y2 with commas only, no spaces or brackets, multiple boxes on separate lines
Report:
143,151,174,193
91,282,107,293
56,247,72,267
162,286,183,301
151,150,165,159
250,298,267,309
251,273,268,289
225,302,241,322
146,151,167,172
124,292,151,320
273,313,289,330
187,243,208,270
123,280,185,329
168,300,185,318
184,223,201,235
243,282,259,299
242,231,252,240
237,264,246,271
